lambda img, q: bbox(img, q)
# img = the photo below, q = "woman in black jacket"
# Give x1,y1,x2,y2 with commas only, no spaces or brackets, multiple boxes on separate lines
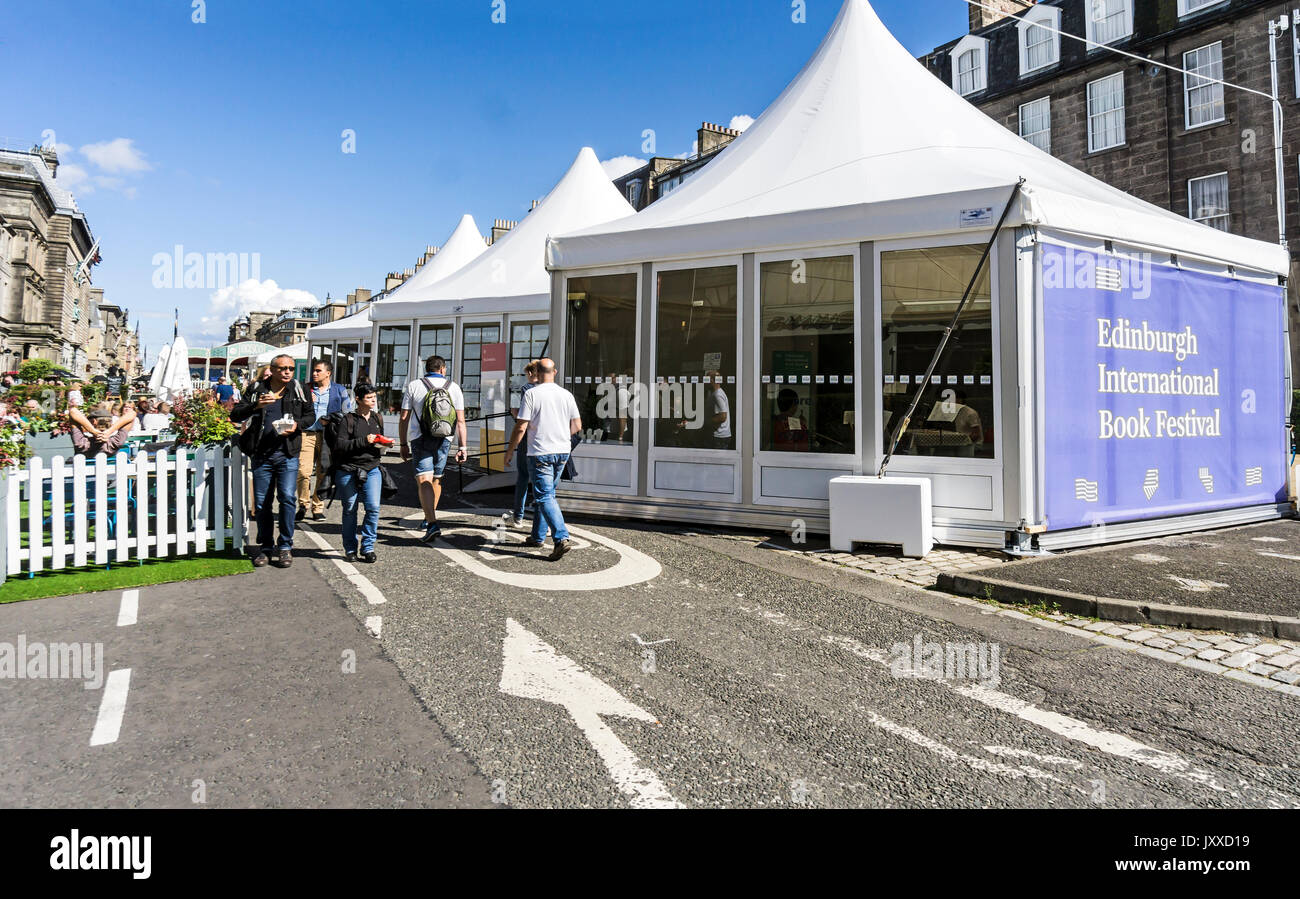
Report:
334,383,388,562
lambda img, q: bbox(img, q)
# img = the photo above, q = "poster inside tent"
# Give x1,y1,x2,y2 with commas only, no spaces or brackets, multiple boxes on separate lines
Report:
1041,242,1287,531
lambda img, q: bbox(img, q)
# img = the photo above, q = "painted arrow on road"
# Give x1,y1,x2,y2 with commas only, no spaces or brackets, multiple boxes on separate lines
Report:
499,618,681,809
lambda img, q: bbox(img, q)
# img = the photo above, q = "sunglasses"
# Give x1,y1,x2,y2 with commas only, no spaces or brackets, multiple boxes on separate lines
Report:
271,365,294,372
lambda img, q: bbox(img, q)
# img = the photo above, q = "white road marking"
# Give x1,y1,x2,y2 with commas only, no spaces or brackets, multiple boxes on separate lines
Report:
867,712,1063,784
735,601,1264,800
90,669,131,747
499,618,680,808
631,634,674,647
410,511,661,592
299,525,387,605
365,616,382,638
116,589,139,627
1256,551,1300,561
1130,553,1169,564
984,746,1087,770
1251,536,1287,543
1166,575,1229,592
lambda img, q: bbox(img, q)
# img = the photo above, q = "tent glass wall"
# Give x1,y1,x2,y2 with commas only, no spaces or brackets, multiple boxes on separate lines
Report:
317,344,333,374
460,324,500,420
758,255,855,454
880,245,994,459
335,343,357,388
376,325,411,415
510,321,549,408
653,265,737,451
565,273,638,444
418,324,454,374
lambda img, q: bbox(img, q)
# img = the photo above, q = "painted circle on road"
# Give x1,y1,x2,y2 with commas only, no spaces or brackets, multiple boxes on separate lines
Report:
402,511,662,591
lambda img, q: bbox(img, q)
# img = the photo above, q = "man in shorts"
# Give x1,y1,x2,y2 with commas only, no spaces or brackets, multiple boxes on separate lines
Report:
399,355,468,542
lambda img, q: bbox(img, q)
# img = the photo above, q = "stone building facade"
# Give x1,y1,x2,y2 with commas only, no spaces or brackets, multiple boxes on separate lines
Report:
0,147,99,375
612,122,742,211
922,0,1300,365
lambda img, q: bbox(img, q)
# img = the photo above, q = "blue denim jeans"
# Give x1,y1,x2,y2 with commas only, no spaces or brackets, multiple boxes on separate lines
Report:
528,454,570,544
251,453,299,553
336,467,382,555
512,454,533,521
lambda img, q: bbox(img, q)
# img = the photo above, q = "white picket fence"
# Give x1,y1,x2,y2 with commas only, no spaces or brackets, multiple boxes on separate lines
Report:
0,445,251,579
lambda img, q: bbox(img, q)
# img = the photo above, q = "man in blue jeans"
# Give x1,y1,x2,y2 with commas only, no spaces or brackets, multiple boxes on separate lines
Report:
505,358,581,561
230,354,317,568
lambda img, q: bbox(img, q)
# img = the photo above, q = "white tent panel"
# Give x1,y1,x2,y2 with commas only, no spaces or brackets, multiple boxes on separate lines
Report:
546,0,1288,277
372,146,634,322
307,214,488,342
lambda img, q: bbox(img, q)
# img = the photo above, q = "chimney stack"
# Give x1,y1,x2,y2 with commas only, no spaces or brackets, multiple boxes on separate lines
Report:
969,0,1034,32
697,121,742,157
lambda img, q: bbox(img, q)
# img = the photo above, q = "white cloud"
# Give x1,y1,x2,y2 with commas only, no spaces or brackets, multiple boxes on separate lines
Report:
57,163,94,194
79,138,152,173
199,279,318,337
52,142,74,156
729,114,755,132
601,155,646,180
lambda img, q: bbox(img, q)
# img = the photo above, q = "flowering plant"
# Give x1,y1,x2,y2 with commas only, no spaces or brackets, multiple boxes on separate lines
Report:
0,418,30,467
171,394,237,446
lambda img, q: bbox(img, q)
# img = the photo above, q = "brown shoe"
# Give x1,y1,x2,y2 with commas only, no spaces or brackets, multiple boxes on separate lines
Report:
277,550,293,568
549,539,572,562
250,552,269,568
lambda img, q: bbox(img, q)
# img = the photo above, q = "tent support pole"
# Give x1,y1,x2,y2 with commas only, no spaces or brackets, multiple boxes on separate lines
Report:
878,178,1025,478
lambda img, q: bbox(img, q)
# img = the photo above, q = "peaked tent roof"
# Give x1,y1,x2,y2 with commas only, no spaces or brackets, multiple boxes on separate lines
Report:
372,147,635,322
307,214,488,341
547,0,1288,276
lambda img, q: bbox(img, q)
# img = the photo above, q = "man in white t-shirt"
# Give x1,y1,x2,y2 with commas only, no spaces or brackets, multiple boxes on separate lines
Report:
504,357,581,561
705,370,731,450
399,355,468,542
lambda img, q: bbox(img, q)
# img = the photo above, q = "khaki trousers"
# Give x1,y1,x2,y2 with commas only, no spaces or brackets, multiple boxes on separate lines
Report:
297,431,325,515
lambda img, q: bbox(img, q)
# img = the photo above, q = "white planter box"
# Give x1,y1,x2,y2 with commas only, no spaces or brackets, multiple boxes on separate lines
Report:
829,475,933,558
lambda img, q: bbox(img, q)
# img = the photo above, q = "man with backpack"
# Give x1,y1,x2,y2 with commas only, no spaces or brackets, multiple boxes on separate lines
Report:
399,355,467,542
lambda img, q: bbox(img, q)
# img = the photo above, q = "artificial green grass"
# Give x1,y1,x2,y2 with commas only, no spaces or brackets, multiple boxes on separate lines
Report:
0,550,250,603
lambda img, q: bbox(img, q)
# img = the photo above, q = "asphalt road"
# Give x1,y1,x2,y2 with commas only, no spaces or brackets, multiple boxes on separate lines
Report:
983,519,1300,618
301,497,1300,809
0,564,493,808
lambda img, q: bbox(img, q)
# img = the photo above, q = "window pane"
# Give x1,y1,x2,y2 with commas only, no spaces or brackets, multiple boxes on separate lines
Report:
1184,43,1224,128
760,256,855,454
335,342,357,387
1087,73,1125,151
1092,0,1130,43
1025,23,1054,70
417,324,454,376
375,326,411,415
510,321,549,408
566,273,638,444
957,49,981,95
654,266,737,450
1019,98,1051,152
881,246,995,459
1189,174,1229,230
459,324,500,420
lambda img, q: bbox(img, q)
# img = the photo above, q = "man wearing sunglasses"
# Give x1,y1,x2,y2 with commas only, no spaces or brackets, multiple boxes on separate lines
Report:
231,355,317,568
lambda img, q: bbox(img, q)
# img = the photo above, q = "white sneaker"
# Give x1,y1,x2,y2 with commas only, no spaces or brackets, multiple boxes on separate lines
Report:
511,516,527,529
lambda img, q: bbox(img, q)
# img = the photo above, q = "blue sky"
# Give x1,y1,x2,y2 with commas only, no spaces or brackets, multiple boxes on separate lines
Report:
3,0,969,364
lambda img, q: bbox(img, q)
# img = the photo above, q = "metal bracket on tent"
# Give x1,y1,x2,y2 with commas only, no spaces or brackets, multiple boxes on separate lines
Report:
877,178,1026,479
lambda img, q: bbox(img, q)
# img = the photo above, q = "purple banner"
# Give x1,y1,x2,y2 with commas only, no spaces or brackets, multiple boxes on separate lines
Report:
1042,242,1287,531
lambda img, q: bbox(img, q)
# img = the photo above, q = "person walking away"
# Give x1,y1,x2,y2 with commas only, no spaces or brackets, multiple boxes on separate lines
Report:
506,360,541,528
214,376,239,411
504,358,581,561
230,354,315,568
399,355,467,542
333,384,387,563
704,370,731,450
297,359,351,523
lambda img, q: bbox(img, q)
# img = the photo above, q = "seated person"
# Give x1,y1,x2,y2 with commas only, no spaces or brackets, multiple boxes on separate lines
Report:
70,402,137,455
142,400,173,431
771,388,810,452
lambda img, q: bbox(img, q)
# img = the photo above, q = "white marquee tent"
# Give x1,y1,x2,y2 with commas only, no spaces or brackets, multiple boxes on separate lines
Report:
306,213,488,346
543,0,1292,551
